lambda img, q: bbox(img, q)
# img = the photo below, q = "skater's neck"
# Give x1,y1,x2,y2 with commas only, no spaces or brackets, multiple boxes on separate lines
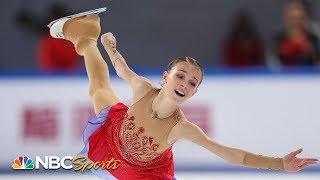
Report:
151,89,178,119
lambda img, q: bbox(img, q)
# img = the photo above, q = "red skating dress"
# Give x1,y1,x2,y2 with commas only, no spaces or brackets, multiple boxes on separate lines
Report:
79,88,180,180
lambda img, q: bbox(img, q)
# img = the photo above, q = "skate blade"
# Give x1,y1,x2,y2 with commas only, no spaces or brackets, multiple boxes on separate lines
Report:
47,7,107,28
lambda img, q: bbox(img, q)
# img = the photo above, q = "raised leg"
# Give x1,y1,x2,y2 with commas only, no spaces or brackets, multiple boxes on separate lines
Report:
63,15,120,112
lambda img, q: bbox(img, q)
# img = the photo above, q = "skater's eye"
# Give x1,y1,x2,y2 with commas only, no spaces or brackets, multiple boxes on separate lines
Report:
177,74,184,79
189,81,196,87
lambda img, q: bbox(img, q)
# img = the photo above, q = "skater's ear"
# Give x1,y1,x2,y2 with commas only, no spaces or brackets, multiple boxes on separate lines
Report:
162,71,169,83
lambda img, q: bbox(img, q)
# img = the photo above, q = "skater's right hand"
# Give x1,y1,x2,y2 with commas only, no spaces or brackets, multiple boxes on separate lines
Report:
283,148,318,172
101,32,117,53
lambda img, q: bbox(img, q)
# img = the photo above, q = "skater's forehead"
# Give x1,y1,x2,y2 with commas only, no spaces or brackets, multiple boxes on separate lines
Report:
173,63,201,82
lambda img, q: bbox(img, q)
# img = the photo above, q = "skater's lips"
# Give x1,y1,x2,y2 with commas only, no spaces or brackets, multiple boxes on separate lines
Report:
174,89,186,97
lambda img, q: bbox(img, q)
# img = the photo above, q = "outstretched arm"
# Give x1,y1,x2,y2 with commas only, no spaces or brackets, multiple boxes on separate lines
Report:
101,32,153,102
168,120,318,171
101,32,137,85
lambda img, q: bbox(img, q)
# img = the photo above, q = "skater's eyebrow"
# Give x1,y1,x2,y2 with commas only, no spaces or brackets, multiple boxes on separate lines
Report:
177,69,199,82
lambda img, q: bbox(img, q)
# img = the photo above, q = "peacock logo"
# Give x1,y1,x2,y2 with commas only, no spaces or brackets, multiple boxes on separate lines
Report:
12,156,34,170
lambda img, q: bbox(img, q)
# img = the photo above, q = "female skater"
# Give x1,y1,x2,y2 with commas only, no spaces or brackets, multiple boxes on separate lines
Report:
49,13,318,179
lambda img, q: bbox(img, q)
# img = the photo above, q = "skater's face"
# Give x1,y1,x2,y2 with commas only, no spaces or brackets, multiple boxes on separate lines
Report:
162,61,202,104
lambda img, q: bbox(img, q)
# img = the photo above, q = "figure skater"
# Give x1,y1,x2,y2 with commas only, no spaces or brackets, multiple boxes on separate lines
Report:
49,10,318,180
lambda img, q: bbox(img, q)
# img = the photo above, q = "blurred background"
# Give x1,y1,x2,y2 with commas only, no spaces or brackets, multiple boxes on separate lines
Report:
1,0,319,179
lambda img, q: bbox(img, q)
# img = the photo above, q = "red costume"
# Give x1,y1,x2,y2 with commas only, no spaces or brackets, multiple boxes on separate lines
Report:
80,102,175,180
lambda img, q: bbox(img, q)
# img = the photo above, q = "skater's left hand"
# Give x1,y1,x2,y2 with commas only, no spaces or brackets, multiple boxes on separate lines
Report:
101,32,117,53
283,148,318,172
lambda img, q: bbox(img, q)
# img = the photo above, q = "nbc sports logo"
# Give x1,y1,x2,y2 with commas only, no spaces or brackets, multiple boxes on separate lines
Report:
12,156,34,170
11,155,120,171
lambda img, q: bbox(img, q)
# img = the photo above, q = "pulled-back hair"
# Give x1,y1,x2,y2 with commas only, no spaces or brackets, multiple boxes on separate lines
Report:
167,57,204,86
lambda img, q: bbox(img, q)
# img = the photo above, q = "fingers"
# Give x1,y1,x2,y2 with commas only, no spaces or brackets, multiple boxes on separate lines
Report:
303,158,319,162
296,158,318,165
104,32,114,37
289,148,303,157
297,158,318,169
101,32,115,42
298,161,318,169
101,33,117,53
107,32,113,36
